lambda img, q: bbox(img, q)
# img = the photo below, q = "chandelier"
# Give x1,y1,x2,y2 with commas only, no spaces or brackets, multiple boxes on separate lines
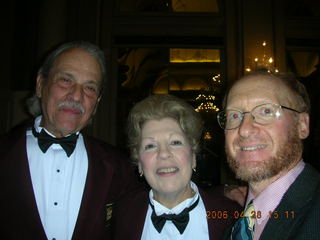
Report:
245,41,279,73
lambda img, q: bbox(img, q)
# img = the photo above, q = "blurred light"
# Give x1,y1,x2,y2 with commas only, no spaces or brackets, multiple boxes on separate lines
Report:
204,131,213,140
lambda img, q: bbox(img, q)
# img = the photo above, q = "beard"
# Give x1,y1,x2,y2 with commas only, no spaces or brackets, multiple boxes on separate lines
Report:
226,126,303,183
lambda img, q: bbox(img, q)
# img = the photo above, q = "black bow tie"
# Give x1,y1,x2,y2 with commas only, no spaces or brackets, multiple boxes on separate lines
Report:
32,127,79,157
150,197,199,235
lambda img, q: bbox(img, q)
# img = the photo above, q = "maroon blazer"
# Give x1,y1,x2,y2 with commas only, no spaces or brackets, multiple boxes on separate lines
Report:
0,122,138,240
112,186,242,240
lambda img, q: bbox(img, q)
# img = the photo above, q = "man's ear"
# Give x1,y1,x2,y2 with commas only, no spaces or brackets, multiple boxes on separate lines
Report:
36,75,44,98
298,112,309,139
91,96,101,116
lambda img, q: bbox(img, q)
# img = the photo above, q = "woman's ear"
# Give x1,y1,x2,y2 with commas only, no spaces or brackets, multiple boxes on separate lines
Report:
138,161,143,174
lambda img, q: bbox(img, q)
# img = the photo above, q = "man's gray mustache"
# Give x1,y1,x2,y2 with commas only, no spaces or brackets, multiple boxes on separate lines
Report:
58,101,85,114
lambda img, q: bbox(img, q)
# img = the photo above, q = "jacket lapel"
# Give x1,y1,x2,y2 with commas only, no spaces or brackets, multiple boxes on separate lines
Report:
72,137,115,239
6,125,47,238
112,189,149,239
126,191,149,239
260,164,320,240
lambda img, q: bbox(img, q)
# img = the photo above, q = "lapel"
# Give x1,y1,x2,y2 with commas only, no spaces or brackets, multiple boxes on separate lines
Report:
260,164,320,240
114,190,149,240
5,124,47,239
71,136,115,239
128,191,149,239
200,189,216,239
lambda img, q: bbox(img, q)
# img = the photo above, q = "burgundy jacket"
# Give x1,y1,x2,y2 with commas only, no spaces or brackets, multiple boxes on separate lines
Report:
112,186,242,240
0,122,138,240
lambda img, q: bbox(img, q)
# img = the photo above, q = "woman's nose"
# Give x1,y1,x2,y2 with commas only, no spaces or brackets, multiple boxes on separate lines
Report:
158,145,172,159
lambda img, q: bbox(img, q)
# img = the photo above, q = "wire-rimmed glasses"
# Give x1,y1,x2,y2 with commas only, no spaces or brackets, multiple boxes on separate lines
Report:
217,103,301,130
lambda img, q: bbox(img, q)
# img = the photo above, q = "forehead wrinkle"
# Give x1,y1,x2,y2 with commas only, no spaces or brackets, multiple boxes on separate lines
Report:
141,136,156,142
142,129,184,138
226,76,292,110
51,48,102,82
226,86,275,110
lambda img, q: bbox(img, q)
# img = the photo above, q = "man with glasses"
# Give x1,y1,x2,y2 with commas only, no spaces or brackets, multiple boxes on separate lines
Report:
219,71,320,240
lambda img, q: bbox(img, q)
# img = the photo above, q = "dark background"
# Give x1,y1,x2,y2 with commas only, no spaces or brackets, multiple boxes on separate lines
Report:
1,0,320,186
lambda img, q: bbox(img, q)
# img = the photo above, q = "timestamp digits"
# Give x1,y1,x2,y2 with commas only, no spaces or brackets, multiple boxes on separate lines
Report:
206,210,229,219
268,210,295,219
206,210,294,219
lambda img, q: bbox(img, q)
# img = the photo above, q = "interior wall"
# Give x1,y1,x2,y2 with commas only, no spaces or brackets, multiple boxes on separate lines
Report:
2,0,320,150
1,0,103,138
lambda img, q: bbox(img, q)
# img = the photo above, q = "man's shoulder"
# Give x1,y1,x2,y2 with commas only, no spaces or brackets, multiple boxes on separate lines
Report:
261,165,320,240
116,186,149,210
0,120,32,151
279,163,320,205
83,135,127,156
83,135,119,151
269,163,320,200
287,178,320,240
301,163,320,179
83,134,133,167
290,163,320,193
299,164,320,203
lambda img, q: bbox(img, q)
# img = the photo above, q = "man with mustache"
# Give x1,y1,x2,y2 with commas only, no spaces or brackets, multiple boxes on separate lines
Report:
1,41,137,240
219,71,320,240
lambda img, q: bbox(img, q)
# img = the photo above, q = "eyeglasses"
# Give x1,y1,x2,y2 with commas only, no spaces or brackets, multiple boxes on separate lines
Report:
217,103,301,130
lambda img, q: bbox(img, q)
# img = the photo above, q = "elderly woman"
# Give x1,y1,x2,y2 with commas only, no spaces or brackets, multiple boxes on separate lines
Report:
112,94,240,240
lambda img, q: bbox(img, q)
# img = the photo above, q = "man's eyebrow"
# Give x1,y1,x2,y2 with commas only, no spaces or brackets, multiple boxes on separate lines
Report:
55,72,101,86
54,71,74,79
85,80,100,85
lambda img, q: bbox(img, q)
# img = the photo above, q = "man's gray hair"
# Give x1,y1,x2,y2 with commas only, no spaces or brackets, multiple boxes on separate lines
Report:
27,41,106,117
27,95,41,117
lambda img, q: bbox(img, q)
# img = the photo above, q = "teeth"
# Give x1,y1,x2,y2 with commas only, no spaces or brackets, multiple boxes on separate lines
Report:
158,168,177,173
241,145,266,151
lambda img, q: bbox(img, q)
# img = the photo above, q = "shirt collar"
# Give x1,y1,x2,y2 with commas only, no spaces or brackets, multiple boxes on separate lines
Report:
247,160,305,224
34,115,79,138
149,181,199,216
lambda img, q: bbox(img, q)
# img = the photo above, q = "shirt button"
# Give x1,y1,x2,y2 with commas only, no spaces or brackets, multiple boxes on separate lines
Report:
52,238,56,240
54,202,58,206
56,169,60,173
